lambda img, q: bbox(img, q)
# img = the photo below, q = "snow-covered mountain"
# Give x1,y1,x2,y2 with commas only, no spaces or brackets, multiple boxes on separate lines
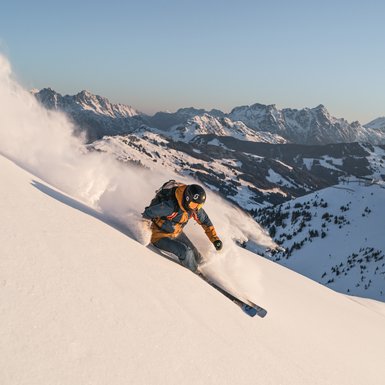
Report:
229,103,385,145
91,132,385,208
34,87,385,211
146,103,385,145
34,89,287,144
33,88,385,145
90,132,327,208
365,116,385,131
153,113,287,144
34,88,145,141
147,107,225,130
34,88,140,118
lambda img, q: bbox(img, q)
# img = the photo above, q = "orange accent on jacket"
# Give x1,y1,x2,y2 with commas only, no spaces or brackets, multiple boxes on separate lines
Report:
147,185,219,244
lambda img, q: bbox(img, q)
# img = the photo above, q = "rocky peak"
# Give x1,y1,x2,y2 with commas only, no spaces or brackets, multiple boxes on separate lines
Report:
364,117,385,131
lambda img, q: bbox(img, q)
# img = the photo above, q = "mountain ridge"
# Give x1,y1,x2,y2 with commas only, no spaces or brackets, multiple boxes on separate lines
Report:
33,88,385,145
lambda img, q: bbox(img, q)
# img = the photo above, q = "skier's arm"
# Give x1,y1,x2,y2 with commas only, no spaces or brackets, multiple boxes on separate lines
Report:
142,200,176,220
194,208,221,244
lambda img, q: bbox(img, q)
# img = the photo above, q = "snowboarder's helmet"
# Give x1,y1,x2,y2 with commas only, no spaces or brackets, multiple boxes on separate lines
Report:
184,184,206,209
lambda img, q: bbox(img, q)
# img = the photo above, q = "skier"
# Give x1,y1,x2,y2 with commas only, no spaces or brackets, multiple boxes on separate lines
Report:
142,181,223,272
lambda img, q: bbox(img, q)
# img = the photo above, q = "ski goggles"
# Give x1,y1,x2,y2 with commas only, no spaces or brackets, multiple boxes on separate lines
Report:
188,201,203,210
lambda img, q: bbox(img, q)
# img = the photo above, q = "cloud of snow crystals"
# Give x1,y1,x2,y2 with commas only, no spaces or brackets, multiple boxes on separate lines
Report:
0,54,274,266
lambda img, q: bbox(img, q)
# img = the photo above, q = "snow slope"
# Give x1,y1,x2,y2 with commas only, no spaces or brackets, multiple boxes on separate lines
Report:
255,182,385,302
2,155,385,385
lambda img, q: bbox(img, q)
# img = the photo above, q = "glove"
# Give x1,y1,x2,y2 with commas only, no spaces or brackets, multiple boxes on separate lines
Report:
213,239,223,251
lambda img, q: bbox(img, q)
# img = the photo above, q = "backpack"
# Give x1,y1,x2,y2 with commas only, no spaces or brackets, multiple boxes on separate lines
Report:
148,180,185,209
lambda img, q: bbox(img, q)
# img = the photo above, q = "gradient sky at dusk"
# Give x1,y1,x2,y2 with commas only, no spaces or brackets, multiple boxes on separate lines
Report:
1,0,384,123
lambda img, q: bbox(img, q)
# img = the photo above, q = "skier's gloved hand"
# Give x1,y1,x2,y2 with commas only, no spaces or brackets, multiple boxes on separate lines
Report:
213,239,223,251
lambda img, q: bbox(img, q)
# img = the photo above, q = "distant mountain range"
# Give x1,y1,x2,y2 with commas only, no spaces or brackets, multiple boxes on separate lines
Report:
90,131,385,207
33,88,385,145
32,88,385,208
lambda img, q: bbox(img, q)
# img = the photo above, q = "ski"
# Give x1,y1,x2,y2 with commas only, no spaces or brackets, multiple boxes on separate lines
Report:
199,275,267,318
148,245,267,318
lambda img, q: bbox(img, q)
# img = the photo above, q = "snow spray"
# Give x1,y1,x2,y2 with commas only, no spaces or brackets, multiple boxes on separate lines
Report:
0,54,274,293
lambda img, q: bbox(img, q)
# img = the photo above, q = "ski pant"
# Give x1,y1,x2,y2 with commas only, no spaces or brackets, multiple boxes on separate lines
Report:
152,232,203,272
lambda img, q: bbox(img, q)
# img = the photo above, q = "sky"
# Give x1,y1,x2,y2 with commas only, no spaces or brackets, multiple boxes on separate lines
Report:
1,0,384,123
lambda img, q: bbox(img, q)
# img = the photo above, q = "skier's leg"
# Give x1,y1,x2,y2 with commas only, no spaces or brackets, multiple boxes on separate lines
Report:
153,237,199,272
176,232,203,265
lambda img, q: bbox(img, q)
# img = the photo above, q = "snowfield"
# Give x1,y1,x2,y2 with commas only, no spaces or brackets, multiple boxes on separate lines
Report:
1,154,385,385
